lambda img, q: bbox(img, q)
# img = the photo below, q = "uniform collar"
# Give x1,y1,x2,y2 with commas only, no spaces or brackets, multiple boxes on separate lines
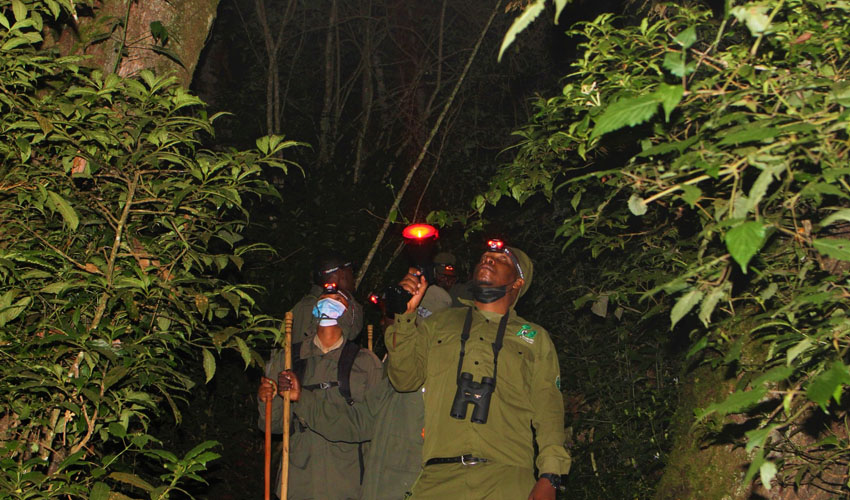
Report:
458,298,512,322
313,334,344,354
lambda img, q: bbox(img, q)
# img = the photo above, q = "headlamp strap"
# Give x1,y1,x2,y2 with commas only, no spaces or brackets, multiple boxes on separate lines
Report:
456,307,509,384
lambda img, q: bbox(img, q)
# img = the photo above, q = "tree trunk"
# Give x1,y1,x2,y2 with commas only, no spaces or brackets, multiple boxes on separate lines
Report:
317,0,338,167
50,0,219,87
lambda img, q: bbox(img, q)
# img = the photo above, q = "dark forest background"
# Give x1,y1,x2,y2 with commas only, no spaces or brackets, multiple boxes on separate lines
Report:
3,0,850,499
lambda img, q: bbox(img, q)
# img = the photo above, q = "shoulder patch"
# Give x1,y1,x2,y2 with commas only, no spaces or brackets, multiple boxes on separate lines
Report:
516,324,537,344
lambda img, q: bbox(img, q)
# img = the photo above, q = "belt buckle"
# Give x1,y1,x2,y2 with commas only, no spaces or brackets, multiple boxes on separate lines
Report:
318,382,331,390
461,455,478,466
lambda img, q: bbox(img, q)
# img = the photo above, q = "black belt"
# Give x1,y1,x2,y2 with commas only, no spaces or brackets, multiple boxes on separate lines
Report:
425,455,488,466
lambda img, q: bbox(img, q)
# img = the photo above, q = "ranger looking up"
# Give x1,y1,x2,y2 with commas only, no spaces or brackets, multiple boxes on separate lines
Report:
385,240,571,500
259,257,383,500
288,252,364,341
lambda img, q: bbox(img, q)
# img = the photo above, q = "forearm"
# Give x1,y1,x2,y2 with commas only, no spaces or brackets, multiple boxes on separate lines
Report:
384,311,427,391
532,349,571,474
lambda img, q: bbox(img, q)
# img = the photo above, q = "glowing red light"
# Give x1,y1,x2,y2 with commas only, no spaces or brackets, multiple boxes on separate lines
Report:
369,294,380,304
445,265,454,271
487,239,504,250
403,223,438,240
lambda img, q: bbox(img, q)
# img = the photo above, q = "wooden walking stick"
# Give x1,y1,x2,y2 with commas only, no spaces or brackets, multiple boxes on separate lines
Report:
281,311,293,499
263,377,276,500
367,324,373,352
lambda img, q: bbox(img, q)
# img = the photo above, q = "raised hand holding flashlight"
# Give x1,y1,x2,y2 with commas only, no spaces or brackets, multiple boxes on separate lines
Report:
398,267,428,315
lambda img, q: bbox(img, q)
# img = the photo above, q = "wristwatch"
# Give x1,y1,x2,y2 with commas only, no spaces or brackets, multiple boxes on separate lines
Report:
539,473,564,492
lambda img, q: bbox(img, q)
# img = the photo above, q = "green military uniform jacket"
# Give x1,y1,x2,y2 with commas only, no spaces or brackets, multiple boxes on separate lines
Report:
289,284,364,341
294,377,424,500
259,337,383,499
385,301,571,497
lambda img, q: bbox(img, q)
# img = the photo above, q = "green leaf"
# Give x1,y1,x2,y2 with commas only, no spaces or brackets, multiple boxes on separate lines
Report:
679,184,702,207
202,349,216,383
89,482,110,500
725,221,768,273
745,424,777,452
806,361,850,412
760,460,777,489
591,94,660,139
670,289,704,329
498,0,546,62
730,5,771,36
674,25,697,49
698,283,728,327
627,193,647,216
813,238,850,261
752,366,793,387
820,209,850,227
109,472,154,492
787,337,812,366
0,295,31,327
686,335,709,359
11,0,26,22
554,0,569,24
235,336,251,368
655,84,684,122
697,386,767,421
829,81,850,106
256,136,270,155
16,137,31,162
662,52,694,77
744,447,765,485
47,191,80,231
717,126,780,146
150,20,169,45
744,165,781,215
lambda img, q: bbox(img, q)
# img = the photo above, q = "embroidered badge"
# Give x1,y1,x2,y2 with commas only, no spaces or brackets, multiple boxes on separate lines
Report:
555,375,561,390
516,324,537,344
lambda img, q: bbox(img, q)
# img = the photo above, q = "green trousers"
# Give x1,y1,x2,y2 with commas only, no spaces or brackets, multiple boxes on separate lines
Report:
408,462,536,500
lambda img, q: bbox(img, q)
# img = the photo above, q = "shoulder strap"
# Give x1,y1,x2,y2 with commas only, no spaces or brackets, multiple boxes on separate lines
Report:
337,341,361,405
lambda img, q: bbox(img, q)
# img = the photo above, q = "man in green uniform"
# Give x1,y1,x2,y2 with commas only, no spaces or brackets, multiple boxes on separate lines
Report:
289,252,363,341
259,286,383,499
275,283,453,499
385,240,571,500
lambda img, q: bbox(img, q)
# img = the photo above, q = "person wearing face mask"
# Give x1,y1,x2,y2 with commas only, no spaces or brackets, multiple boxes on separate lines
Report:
287,253,364,342
258,253,383,500
384,240,571,500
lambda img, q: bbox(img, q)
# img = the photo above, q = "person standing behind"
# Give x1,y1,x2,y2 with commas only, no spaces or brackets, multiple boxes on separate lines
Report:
259,283,382,499
289,252,363,341
385,240,571,500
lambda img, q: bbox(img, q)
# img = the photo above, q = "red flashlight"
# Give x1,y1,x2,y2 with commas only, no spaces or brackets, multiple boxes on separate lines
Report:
403,223,438,241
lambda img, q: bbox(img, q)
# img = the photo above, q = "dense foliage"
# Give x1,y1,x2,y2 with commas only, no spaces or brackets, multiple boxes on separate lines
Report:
490,0,850,496
0,0,299,497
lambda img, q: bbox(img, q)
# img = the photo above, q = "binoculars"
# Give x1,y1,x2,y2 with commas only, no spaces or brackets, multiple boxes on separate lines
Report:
450,372,495,424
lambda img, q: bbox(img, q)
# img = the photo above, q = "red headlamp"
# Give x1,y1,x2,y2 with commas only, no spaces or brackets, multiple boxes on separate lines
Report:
484,238,524,279
487,239,505,251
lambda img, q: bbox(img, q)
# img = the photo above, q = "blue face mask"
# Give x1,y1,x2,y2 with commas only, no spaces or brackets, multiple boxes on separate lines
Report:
313,297,347,326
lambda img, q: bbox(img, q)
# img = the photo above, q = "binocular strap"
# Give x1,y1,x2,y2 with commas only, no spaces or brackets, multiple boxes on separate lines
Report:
455,307,510,385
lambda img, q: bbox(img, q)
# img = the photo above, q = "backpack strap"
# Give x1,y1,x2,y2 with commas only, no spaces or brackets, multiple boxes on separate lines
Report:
337,341,361,406
291,342,306,385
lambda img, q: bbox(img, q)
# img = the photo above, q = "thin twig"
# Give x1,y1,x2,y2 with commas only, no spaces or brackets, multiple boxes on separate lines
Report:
355,0,503,288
